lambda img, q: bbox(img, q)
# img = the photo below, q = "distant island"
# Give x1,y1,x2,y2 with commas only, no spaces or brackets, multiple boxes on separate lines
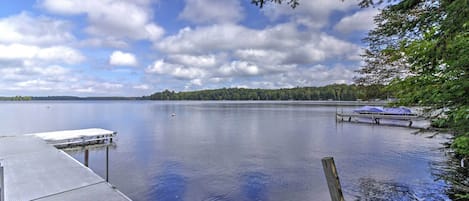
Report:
1,84,388,101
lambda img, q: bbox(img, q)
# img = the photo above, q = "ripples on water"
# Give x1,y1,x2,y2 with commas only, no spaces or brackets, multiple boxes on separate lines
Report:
0,101,455,200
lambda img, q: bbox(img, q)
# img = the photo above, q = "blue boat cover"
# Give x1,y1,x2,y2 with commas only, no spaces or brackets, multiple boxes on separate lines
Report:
353,106,384,113
354,106,413,115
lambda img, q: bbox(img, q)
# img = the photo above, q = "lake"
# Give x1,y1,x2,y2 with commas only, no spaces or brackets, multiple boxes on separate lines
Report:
0,101,451,200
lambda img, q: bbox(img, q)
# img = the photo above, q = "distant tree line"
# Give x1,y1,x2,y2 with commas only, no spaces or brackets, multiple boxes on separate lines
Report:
1,84,388,101
0,96,140,101
144,84,388,101
30,96,141,100
0,96,33,101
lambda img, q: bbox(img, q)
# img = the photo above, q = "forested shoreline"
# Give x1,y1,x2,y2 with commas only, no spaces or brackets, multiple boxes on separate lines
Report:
1,84,388,101
143,84,387,101
0,96,140,101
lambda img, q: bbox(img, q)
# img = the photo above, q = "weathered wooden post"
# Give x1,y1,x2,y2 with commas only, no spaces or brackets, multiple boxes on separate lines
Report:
84,149,89,167
106,146,109,182
322,157,345,201
0,162,4,201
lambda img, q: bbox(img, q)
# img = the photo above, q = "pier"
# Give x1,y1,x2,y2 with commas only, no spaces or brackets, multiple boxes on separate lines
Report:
336,113,425,127
0,128,131,201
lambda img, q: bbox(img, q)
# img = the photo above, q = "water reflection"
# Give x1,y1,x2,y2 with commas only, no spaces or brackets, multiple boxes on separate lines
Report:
352,177,451,201
353,178,419,201
0,101,455,201
241,172,270,201
431,151,469,200
150,162,187,201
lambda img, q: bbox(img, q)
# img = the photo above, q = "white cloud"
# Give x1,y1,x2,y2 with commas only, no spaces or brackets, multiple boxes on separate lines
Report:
157,23,360,65
172,67,205,80
0,44,84,64
101,82,123,89
39,0,164,42
80,37,129,48
234,49,288,65
227,65,357,89
146,59,206,80
146,59,177,74
109,51,138,66
70,81,124,94
149,20,363,89
190,79,203,86
334,9,379,33
133,84,150,90
156,23,303,54
0,12,74,45
0,64,77,92
0,0,367,95
219,61,260,76
262,0,358,29
167,54,220,68
179,0,244,24
0,59,141,96
1,65,70,82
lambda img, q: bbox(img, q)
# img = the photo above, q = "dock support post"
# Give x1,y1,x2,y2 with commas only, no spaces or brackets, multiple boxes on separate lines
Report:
322,157,344,201
106,146,109,182
1,162,4,201
84,149,89,167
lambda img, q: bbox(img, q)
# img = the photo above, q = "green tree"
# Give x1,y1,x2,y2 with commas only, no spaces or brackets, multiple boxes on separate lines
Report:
356,0,468,156
356,1,468,196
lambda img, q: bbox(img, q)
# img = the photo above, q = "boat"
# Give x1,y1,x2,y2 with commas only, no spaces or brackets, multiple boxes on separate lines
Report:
337,106,424,127
353,106,416,116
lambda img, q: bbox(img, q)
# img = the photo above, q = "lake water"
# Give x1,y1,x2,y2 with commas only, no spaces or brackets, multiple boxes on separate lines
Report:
0,101,451,200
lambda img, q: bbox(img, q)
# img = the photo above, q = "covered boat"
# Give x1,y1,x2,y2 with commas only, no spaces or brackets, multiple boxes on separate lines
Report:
353,106,415,116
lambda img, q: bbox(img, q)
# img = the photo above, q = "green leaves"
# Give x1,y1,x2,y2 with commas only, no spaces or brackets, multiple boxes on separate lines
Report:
452,135,469,156
357,0,469,155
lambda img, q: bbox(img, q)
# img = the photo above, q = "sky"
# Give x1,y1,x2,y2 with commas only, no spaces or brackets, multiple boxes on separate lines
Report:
0,0,379,96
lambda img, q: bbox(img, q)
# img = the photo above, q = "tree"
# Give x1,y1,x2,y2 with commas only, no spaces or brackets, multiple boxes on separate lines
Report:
357,0,468,149
356,2,468,197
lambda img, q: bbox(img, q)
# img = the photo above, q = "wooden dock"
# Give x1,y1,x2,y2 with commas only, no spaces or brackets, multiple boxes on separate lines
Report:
0,129,131,201
336,112,426,127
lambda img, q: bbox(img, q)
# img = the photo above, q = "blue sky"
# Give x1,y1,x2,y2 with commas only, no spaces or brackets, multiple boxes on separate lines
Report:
0,0,378,96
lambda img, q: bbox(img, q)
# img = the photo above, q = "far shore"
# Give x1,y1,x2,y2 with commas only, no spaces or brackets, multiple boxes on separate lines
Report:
0,99,388,106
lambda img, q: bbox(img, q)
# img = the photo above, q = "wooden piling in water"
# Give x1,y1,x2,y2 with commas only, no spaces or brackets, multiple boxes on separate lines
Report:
322,157,345,201
106,146,109,182
84,149,89,167
0,162,4,201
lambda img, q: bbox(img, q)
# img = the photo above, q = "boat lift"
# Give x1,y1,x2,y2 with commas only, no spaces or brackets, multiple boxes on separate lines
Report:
336,112,425,127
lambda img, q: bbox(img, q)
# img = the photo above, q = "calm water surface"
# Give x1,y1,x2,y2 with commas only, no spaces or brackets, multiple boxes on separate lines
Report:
0,101,450,200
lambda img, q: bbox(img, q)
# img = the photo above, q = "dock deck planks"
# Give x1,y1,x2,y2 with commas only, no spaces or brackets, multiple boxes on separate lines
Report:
0,131,130,201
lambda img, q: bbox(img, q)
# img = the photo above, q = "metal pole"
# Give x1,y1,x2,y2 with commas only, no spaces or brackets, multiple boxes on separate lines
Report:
321,157,345,201
84,149,89,167
106,146,109,182
1,162,4,201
